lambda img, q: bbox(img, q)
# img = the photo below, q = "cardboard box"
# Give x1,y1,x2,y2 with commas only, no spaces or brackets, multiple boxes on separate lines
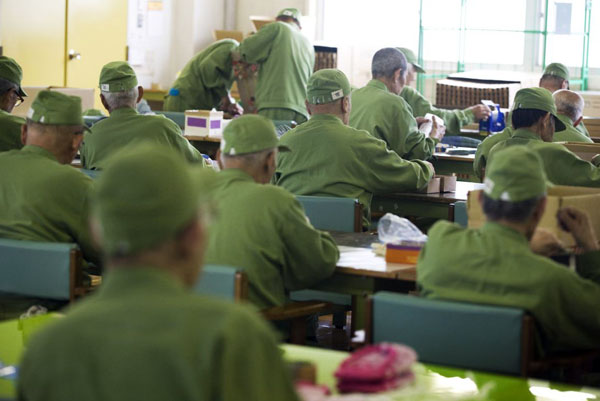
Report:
560,142,600,162
250,16,274,31
385,242,424,264
467,186,600,247
435,79,521,110
213,29,244,42
184,110,224,138
439,175,457,192
419,176,441,193
14,86,95,118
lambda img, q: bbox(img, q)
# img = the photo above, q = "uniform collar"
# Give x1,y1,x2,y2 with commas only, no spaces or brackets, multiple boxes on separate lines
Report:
21,145,59,162
0,109,10,117
308,113,344,124
109,107,138,118
219,168,256,183
556,113,574,131
366,79,389,93
480,221,530,248
511,128,543,141
97,266,186,298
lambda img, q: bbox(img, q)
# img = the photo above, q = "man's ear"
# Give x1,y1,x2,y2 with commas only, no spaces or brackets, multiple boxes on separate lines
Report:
72,134,84,152
137,86,144,104
305,100,312,116
573,116,583,128
100,93,110,112
20,124,27,145
341,96,351,114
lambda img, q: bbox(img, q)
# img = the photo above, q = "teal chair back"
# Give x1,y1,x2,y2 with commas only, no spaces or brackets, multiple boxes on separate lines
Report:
296,195,362,232
80,169,101,179
155,111,185,129
194,264,246,301
371,292,526,376
83,115,106,127
0,239,79,301
454,201,468,227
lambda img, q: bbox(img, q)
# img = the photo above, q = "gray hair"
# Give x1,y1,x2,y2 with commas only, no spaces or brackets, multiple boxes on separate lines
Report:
371,48,407,79
553,89,584,122
220,148,274,168
0,78,18,96
101,87,139,110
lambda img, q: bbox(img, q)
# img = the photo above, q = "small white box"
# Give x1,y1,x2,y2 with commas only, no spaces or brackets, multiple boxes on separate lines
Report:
184,110,224,137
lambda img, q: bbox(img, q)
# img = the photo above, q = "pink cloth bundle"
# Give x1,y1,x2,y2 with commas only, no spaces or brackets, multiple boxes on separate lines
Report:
334,343,417,393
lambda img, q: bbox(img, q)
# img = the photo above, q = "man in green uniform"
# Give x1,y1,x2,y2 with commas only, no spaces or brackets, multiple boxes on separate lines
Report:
204,115,339,310
539,62,590,138
488,87,600,187
473,128,512,180
163,39,242,114
397,47,491,135
18,144,300,401
238,8,314,123
349,47,445,160
80,61,203,169
418,146,600,353
0,91,100,318
0,56,27,152
276,69,434,228
553,89,592,143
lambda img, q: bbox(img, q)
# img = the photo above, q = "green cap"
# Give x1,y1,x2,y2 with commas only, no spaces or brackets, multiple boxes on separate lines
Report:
220,114,289,155
94,144,216,256
277,8,301,20
307,69,351,105
512,87,566,131
0,56,27,97
543,63,569,81
484,146,548,202
27,90,86,127
397,47,425,73
99,61,138,92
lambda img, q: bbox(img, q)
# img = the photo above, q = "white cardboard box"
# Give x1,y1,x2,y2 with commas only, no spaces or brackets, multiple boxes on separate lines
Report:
184,110,224,138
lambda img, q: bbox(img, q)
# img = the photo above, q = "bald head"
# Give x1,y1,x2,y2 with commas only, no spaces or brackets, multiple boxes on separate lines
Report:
372,48,407,80
553,89,584,123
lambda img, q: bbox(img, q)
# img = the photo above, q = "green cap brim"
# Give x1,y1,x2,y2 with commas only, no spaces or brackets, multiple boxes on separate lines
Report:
412,63,426,74
18,87,27,97
553,115,566,132
278,144,291,152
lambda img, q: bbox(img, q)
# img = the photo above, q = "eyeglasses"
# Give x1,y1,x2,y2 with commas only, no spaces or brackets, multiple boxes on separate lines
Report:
13,89,24,108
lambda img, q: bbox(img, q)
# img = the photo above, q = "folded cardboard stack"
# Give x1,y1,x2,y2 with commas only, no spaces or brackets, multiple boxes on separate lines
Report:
435,79,520,109
313,45,337,72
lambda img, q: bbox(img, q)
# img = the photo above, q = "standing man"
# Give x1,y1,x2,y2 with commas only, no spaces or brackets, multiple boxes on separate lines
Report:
417,146,600,354
80,61,204,170
276,69,434,228
18,144,300,401
552,89,592,143
0,91,100,318
397,47,490,135
539,62,589,138
0,56,27,152
350,47,445,160
163,39,242,115
238,8,314,124
204,115,339,310
488,87,600,187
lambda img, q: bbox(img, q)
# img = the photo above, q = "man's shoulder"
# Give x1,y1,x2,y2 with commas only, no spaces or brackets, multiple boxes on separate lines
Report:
428,220,468,241
0,111,25,128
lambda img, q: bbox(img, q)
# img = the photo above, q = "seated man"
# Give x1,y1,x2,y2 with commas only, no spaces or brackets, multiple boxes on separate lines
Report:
397,47,490,135
0,56,27,152
418,146,600,353
553,89,592,143
204,115,339,310
163,39,242,115
349,47,445,160
276,69,434,228
80,61,204,170
488,87,600,187
18,144,300,401
0,91,100,318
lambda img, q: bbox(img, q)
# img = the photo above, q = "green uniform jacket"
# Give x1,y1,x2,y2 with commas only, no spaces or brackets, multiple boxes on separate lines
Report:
0,109,24,152
0,145,100,266
275,114,434,227
474,128,513,179
80,107,202,169
204,169,339,309
489,128,600,187
417,221,600,352
18,267,299,401
238,21,314,119
554,114,593,143
577,121,590,138
400,86,475,135
163,39,238,112
350,80,438,160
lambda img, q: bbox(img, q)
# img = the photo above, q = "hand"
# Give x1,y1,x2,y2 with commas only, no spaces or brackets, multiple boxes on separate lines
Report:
469,104,492,122
429,116,445,141
530,228,566,256
227,102,244,116
557,207,599,252
416,117,429,126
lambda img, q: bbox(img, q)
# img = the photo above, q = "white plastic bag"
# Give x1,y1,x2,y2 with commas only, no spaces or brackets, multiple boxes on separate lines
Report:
377,213,427,244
